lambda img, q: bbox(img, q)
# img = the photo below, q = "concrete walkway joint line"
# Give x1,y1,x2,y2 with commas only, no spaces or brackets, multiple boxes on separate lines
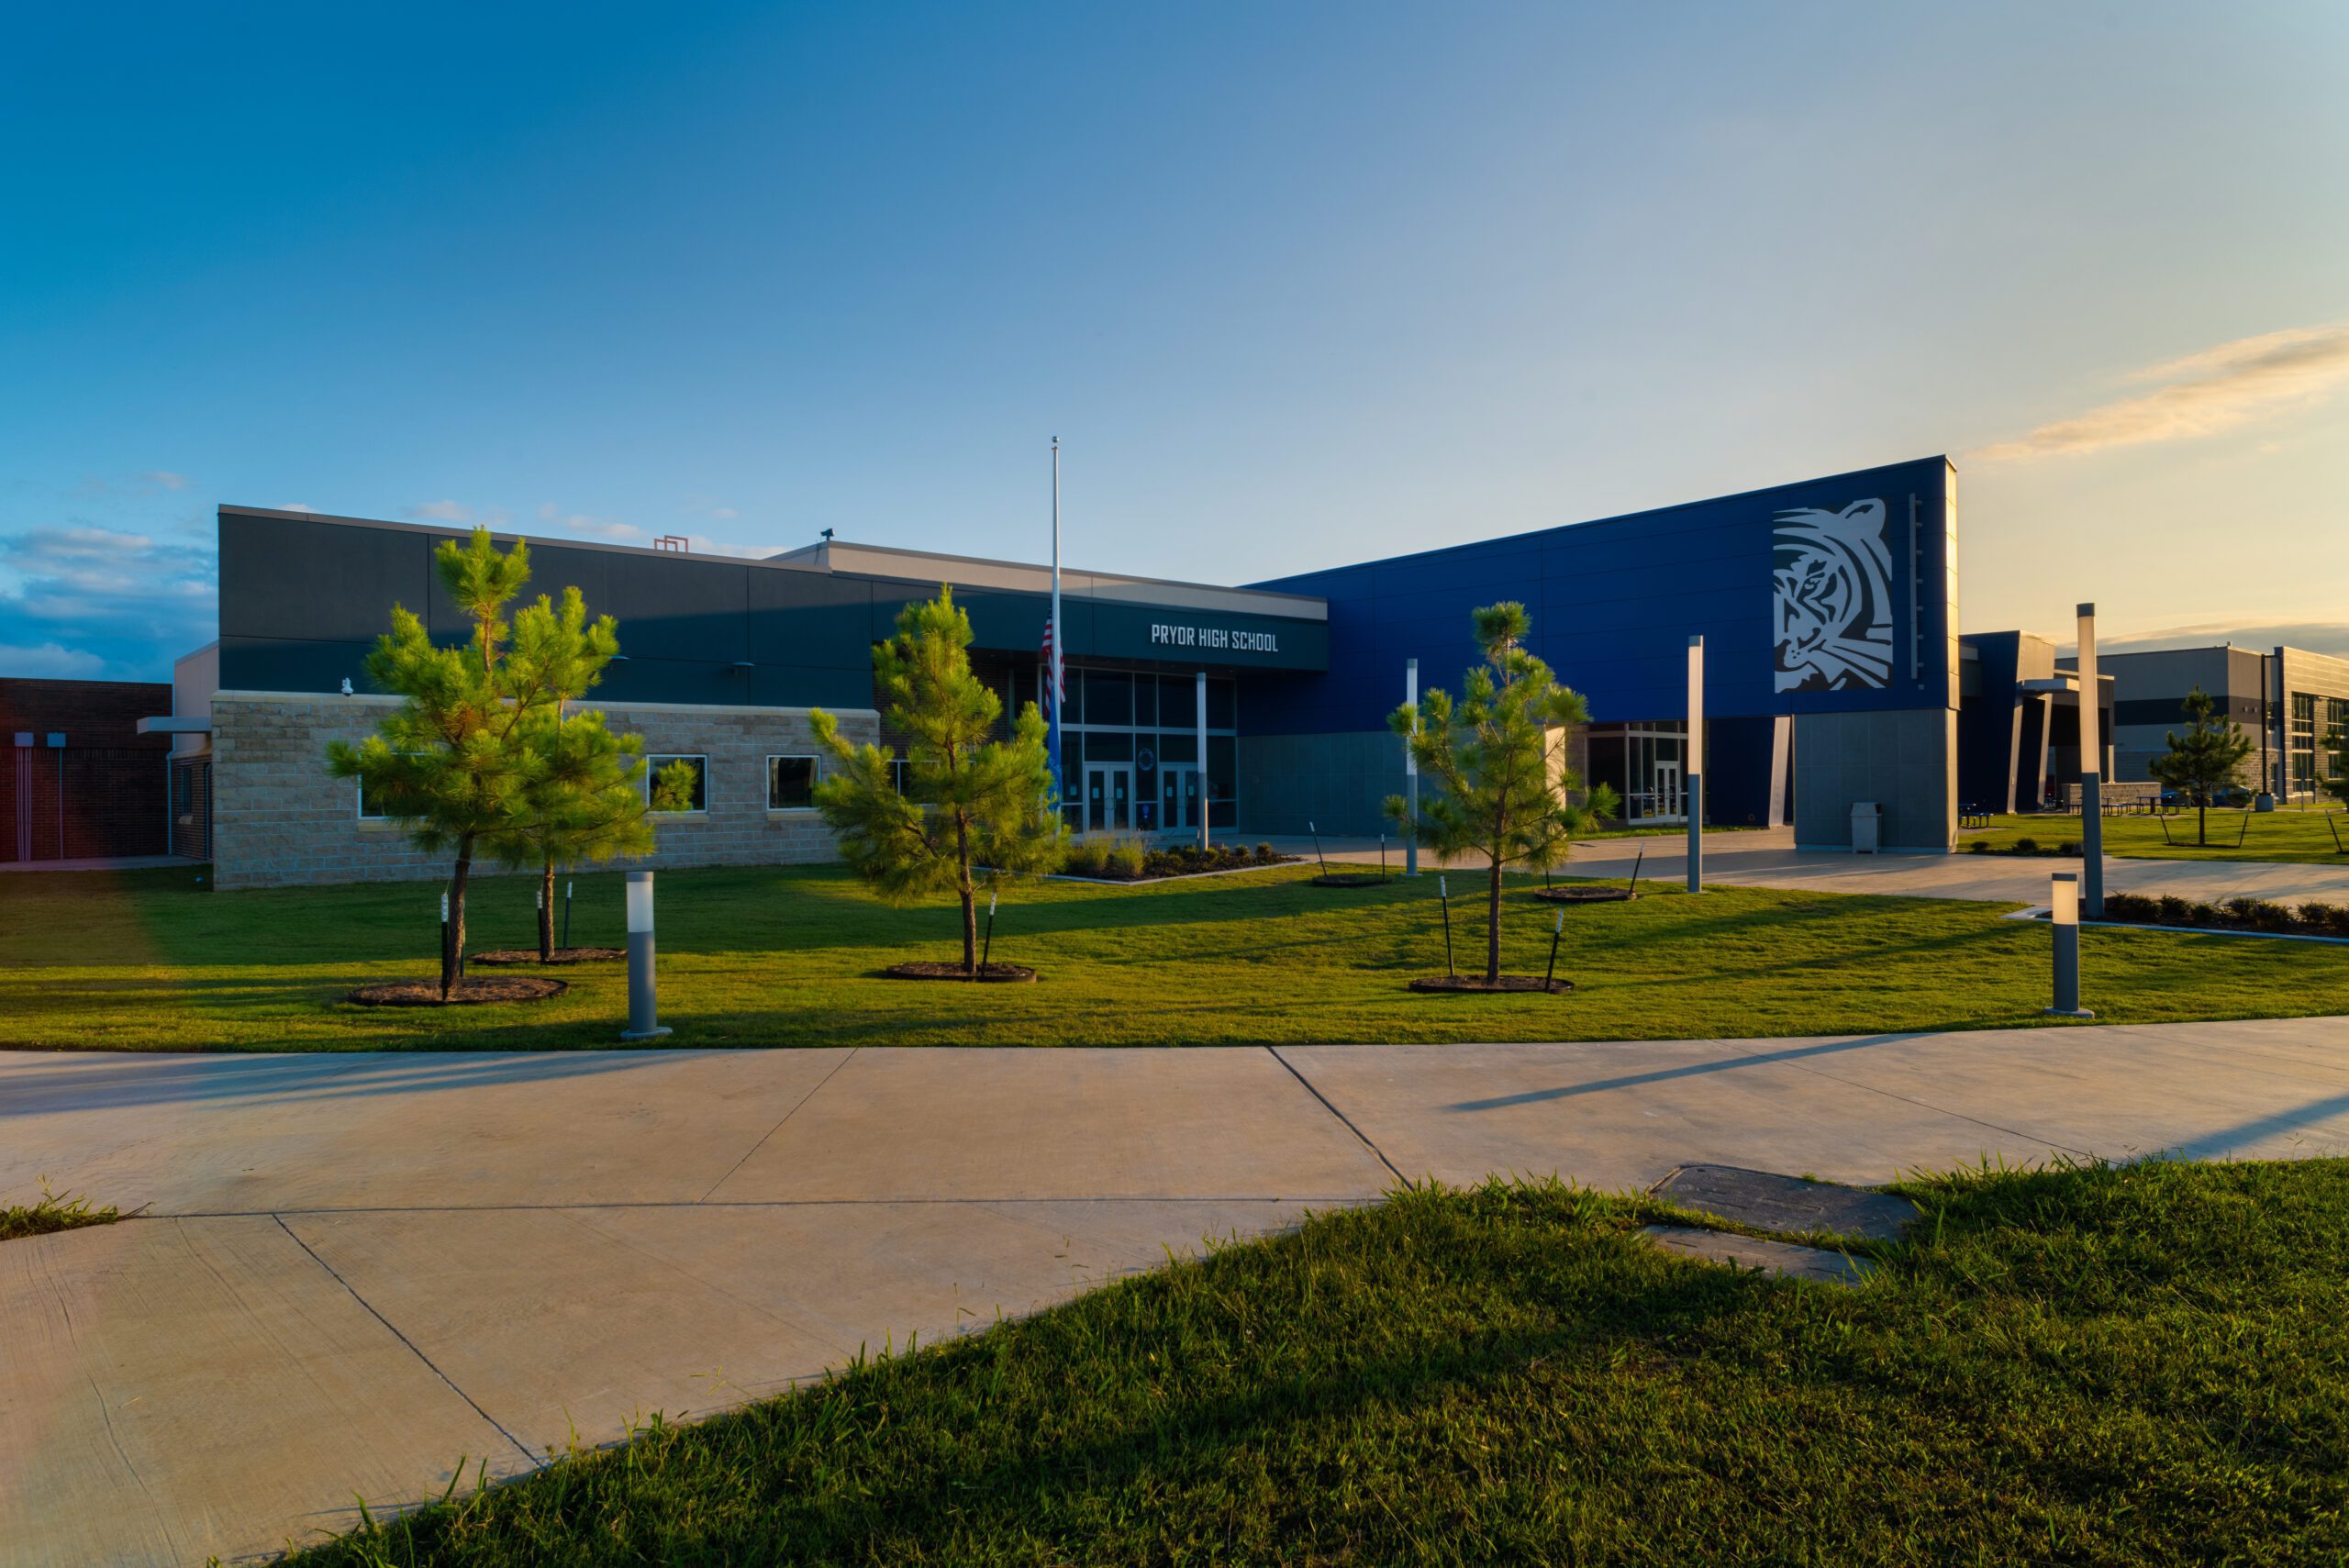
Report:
1268,1045,1412,1189
696,1047,858,1202
273,1214,540,1469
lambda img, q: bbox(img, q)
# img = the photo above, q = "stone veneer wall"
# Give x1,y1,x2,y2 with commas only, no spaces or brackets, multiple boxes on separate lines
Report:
208,692,878,890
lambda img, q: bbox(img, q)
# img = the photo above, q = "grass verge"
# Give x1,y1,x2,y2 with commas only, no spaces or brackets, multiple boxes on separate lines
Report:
290,1159,2349,1565
1,1182,125,1242
5,862,2348,1051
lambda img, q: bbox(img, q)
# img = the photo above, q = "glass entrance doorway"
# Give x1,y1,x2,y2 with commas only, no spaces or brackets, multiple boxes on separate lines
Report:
1160,765,1199,833
1084,763,1132,833
1590,725,1687,825
1649,760,1683,824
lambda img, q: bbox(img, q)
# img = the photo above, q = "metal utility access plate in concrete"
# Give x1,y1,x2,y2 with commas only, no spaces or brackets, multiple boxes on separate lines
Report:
1650,1162,1920,1241
1641,1225,1875,1284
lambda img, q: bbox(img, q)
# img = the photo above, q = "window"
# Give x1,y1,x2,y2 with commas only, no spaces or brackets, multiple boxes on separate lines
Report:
890,757,911,795
768,755,818,810
1088,673,1132,726
1205,676,1237,729
646,754,707,812
356,756,424,819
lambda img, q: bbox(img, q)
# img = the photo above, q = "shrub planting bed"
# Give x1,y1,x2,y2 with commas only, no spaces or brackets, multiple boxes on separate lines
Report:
1965,837,2081,857
1059,840,1300,882
2099,893,2349,940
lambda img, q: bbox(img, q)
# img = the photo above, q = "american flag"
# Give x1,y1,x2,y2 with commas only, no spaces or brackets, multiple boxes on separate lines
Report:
1041,615,1065,805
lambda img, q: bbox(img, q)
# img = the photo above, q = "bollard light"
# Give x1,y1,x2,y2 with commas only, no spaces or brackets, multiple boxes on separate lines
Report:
2043,871,2093,1019
621,871,672,1040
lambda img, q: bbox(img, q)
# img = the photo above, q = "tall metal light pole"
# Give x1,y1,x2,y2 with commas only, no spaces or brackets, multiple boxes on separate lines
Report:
2076,603,2103,918
1405,657,1419,877
1687,635,1704,894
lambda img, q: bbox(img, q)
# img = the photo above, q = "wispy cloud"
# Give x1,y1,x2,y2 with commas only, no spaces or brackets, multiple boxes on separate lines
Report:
280,502,319,514
566,517,645,541
0,526,217,680
710,506,739,520
74,470,195,498
1975,323,2349,462
406,498,473,522
2100,620,2349,661
0,641,108,679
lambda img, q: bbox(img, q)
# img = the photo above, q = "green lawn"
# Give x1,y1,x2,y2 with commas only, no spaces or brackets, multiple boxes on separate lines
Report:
1966,806,2349,863
5,861,2347,1051
291,1159,2349,1565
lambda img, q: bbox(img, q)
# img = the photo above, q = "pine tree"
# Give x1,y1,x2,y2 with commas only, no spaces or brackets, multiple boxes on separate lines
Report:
2146,684,2255,846
327,529,546,996
488,587,654,961
809,585,1067,974
1385,602,1620,984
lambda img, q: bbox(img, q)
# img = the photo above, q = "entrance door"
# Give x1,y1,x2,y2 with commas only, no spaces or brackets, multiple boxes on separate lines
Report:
1653,760,1682,823
1084,764,1133,833
1161,765,1198,832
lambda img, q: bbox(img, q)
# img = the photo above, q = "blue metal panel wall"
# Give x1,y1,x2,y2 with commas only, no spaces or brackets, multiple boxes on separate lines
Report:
1245,457,1957,734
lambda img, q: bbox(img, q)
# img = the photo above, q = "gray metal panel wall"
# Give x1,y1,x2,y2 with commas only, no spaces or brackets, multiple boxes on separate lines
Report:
1238,730,1404,837
1792,708,1956,851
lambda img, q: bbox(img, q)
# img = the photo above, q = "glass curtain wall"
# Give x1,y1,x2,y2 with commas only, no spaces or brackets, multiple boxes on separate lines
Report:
1053,665,1238,835
1586,722,1689,824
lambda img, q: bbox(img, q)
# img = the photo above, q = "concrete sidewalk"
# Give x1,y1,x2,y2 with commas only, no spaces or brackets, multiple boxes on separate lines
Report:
8,1020,2349,1564
1282,826,2349,906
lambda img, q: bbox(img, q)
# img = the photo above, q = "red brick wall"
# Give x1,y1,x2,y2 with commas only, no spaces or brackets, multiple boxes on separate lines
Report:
0,679,173,862
0,678,173,749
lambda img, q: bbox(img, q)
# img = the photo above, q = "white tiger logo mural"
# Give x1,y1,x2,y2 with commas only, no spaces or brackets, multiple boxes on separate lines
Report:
1772,499,1893,692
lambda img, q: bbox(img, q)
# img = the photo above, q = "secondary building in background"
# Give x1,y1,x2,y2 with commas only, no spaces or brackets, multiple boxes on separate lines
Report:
1955,631,2114,816
2057,642,2349,802
160,455,1981,887
0,678,173,865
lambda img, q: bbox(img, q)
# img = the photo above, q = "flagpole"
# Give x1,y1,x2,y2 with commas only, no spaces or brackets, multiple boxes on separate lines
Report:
1050,438,1064,818
1051,436,1061,645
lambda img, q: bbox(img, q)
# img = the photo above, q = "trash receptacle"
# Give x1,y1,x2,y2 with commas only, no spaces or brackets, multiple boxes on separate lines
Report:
1851,801,1881,854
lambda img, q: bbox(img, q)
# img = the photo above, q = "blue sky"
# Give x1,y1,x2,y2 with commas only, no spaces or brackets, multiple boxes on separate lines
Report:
5,1,2345,680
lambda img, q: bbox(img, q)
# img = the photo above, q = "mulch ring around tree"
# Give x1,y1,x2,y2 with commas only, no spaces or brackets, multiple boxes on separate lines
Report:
348,975,569,1006
880,961,1040,984
1308,872,1392,888
1408,974,1575,995
1531,885,1632,904
470,948,627,966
